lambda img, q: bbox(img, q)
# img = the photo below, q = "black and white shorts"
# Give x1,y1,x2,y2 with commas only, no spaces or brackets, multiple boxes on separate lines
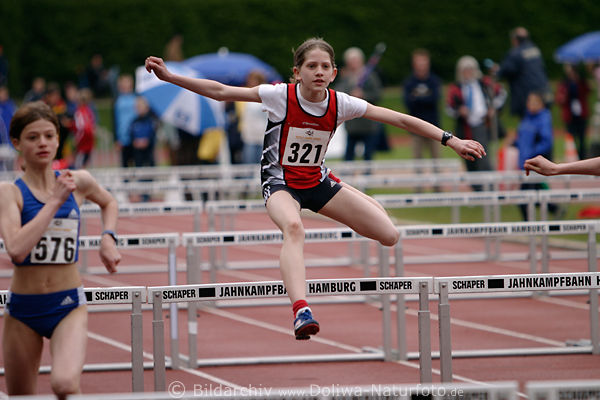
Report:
262,176,343,213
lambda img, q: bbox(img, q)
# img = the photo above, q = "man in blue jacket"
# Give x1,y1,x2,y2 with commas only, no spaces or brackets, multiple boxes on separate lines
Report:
403,49,442,174
496,27,551,118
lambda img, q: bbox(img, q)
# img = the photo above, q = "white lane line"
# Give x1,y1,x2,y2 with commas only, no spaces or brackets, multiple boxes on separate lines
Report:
200,306,362,353
86,331,243,390
401,305,565,347
538,295,594,311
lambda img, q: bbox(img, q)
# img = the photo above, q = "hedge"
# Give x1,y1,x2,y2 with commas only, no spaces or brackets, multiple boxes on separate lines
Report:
1,0,599,96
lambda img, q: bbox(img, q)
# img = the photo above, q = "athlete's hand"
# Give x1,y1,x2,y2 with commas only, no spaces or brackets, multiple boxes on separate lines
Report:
145,56,173,83
524,155,557,176
100,237,121,274
52,170,77,204
448,137,486,161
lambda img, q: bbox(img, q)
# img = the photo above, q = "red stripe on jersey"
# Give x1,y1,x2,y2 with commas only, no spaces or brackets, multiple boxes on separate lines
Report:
279,84,338,189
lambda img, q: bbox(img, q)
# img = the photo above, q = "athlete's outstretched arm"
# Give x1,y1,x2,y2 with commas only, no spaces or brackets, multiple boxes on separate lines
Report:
524,155,600,176
363,104,486,161
145,56,261,103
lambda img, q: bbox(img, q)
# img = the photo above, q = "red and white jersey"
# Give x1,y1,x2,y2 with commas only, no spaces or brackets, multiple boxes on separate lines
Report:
259,83,366,189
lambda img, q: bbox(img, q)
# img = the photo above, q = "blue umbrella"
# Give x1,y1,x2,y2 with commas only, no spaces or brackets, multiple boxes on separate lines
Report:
554,31,600,63
183,51,282,86
135,62,225,135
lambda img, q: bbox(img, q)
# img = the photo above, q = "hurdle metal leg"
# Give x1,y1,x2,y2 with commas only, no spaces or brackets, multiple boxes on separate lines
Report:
493,202,502,261
528,201,537,274
152,292,166,392
540,199,550,274
484,204,492,260
193,207,202,275
378,244,392,361
588,227,599,354
208,210,218,283
131,290,144,392
186,239,199,368
438,282,452,382
394,241,407,361
418,281,432,383
80,219,88,273
167,239,180,369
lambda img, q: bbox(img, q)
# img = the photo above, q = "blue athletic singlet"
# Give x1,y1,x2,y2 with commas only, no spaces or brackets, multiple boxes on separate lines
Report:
261,84,338,190
13,171,80,266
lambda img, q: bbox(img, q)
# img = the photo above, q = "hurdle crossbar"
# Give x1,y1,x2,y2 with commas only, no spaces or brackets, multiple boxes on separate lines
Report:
0,233,182,373
79,201,203,218
0,286,146,392
147,277,433,391
434,272,600,382
64,381,519,399
527,380,600,400
96,168,600,202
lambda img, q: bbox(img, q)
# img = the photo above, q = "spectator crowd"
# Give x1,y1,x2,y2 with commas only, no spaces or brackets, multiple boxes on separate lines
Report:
1,26,600,192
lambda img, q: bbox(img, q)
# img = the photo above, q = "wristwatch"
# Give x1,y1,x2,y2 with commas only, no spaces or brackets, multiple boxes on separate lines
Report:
441,131,454,146
102,230,118,245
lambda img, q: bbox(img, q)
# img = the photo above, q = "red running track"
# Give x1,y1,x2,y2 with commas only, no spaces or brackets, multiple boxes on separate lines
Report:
0,211,599,396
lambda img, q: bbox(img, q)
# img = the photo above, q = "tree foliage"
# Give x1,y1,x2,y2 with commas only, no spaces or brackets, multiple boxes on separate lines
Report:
1,0,599,96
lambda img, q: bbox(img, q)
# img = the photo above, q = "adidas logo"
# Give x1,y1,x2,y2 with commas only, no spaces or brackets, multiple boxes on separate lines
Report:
60,296,75,306
330,180,336,187
68,208,79,219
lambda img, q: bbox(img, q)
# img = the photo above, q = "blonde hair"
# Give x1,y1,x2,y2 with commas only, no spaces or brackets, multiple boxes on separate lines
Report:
455,55,482,84
343,47,364,64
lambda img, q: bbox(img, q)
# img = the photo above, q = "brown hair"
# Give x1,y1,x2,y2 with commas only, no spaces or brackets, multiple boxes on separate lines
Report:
291,37,336,83
9,101,59,141
412,48,430,59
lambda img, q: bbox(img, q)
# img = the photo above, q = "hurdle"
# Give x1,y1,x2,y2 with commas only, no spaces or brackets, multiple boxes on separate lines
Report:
78,203,203,273
0,232,182,277
182,227,372,284
78,202,202,275
527,380,600,400
147,276,433,390
96,168,600,203
433,272,600,382
202,188,600,272
80,233,182,369
183,220,600,287
0,286,146,392
397,220,599,275
0,233,182,372
63,381,519,399
88,159,461,184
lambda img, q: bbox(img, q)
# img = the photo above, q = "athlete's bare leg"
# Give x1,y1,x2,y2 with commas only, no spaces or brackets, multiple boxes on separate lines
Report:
50,306,87,400
319,186,399,246
2,314,43,396
266,190,306,303
339,181,387,214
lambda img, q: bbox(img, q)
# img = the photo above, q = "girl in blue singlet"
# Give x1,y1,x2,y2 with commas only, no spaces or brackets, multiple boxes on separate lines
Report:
0,101,121,399
145,38,486,340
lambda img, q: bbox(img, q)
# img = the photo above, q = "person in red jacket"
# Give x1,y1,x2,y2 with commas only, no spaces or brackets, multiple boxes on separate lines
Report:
556,64,590,159
72,88,96,169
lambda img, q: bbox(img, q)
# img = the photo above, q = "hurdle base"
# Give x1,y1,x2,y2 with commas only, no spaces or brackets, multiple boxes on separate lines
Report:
439,346,594,359
0,362,157,376
189,351,385,367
